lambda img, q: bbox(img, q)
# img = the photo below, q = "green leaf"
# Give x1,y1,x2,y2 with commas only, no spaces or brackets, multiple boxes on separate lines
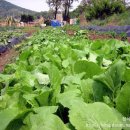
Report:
19,49,31,61
74,60,103,78
23,94,39,107
21,107,69,130
49,64,62,91
116,82,130,117
80,79,110,102
57,89,84,108
62,59,70,68
35,89,52,106
0,108,19,130
62,73,85,85
48,64,62,104
80,79,94,103
94,60,125,92
15,71,35,87
33,106,58,114
0,74,14,90
88,52,98,63
102,58,112,67
124,69,130,82
34,72,50,85
69,102,123,130
91,40,103,51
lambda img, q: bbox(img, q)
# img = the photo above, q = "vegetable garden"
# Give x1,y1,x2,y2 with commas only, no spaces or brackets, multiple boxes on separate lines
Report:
0,27,130,130
0,29,28,53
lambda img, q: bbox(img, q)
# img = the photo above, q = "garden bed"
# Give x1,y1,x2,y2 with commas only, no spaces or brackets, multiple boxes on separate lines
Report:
66,28,130,42
1,28,130,130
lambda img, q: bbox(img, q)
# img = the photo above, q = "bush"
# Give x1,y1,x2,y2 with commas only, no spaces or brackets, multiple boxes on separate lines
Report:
88,10,130,26
21,14,34,23
85,0,126,20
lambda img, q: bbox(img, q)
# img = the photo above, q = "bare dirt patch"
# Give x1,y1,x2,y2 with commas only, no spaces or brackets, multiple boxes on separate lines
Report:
88,33,122,41
0,49,18,72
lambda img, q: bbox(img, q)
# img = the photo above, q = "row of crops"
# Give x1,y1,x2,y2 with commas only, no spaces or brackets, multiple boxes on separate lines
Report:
0,31,23,45
0,28,130,130
0,29,30,53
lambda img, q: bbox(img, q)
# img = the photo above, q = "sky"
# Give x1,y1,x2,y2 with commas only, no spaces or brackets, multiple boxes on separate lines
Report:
5,0,82,12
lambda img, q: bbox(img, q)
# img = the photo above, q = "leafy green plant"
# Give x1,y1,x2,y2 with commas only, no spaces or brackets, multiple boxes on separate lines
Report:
109,31,117,38
120,32,127,41
0,28,130,130
0,31,24,46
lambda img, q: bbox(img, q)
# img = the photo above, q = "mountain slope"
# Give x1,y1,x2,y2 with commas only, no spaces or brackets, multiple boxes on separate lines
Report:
0,0,37,18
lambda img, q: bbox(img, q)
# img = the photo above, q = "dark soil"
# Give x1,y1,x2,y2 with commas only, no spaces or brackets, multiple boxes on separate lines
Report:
128,37,130,43
0,49,18,72
66,30,76,36
88,33,122,41
88,33,130,43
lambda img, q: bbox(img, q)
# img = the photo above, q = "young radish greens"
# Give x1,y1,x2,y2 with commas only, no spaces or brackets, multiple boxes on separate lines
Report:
0,28,130,130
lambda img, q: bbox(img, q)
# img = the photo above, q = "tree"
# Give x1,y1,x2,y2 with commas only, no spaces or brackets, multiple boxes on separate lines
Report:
70,0,90,18
61,0,78,21
21,14,28,23
21,14,34,23
85,0,126,20
28,15,34,22
70,5,84,18
80,0,91,6
46,0,62,19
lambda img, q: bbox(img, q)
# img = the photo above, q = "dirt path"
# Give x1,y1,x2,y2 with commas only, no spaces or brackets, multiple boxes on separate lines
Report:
0,49,19,72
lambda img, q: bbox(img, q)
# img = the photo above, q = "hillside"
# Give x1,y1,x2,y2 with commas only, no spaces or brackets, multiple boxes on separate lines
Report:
0,0,37,18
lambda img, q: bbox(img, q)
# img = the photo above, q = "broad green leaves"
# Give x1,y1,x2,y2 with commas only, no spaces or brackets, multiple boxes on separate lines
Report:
74,60,103,78
1,28,130,130
34,72,50,85
48,64,62,104
22,114,70,130
94,60,125,92
116,82,130,117
0,108,19,130
21,106,69,130
124,69,130,82
57,89,84,108
69,102,123,130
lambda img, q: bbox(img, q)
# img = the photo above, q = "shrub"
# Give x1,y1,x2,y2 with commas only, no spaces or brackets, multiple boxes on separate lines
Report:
85,0,126,20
